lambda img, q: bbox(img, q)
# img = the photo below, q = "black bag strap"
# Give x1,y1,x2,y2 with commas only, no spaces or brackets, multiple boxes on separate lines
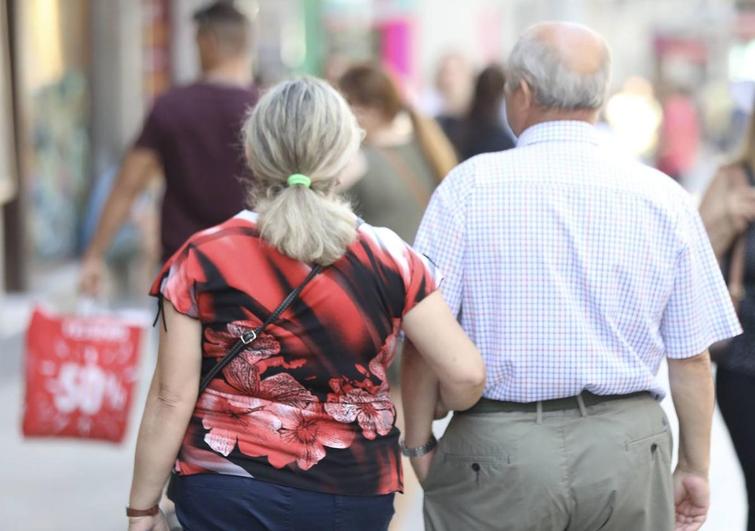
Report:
197,264,322,395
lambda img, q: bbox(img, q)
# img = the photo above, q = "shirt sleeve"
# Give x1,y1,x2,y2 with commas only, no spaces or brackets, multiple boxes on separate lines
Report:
413,174,466,318
133,97,164,154
400,242,443,316
149,244,201,319
368,225,442,316
660,197,742,358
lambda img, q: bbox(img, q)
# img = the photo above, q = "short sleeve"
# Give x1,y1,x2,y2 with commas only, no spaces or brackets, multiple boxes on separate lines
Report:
400,243,443,316
366,226,442,317
149,244,201,318
660,198,742,358
133,98,164,154
413,176,465,318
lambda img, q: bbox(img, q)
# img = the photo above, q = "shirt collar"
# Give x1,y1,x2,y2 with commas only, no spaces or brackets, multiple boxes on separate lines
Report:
516,120,600,148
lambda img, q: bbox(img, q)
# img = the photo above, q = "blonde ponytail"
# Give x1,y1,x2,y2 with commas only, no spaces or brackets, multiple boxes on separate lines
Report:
256,187,356,266
243,78,362,265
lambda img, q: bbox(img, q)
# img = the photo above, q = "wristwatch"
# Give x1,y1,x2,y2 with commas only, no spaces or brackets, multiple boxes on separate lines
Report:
126,505,160,517
399,435,438,458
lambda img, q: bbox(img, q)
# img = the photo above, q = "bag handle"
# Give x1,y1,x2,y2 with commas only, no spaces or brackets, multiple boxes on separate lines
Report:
377,146,433,209
197,264,322,395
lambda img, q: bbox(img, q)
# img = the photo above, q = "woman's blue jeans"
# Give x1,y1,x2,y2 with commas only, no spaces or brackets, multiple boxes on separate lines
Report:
174,473,396,531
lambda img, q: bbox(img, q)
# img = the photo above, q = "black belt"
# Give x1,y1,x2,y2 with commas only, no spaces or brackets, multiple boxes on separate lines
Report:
459,391,651,414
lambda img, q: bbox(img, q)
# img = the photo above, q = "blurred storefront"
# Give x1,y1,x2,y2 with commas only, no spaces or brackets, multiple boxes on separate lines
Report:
14,0,90,267
2,0,170,292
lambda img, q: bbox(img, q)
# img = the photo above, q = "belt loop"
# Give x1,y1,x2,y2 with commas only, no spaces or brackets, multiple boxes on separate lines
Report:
576,393,588,417
536,401,543,424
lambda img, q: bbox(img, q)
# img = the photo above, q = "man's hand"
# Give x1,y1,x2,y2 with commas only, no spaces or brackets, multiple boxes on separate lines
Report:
668,352,713,530
410,448,437,486
79,253,106,297
80,148,160,296
673,469,709,531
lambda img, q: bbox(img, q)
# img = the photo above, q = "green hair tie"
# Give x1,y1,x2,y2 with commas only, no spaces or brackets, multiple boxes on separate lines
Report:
287,174,312,188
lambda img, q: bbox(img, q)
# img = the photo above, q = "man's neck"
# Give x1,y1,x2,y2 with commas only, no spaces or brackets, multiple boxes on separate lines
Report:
202,59,253,87
522,108,599,132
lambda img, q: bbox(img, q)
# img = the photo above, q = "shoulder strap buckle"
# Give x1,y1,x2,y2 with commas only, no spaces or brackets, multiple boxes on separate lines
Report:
240,330,257,345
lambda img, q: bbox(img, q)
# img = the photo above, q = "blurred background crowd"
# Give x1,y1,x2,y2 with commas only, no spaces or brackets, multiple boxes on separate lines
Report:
4,0,755,299
1,0,755,529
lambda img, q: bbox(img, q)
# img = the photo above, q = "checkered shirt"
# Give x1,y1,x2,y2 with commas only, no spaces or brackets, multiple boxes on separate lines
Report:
414,120,742,402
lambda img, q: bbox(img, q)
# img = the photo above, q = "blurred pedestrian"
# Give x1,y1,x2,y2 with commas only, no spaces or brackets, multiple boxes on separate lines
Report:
700,105,755,531
656,86,701,184
338,63,457,243
431,52,475,145
125,78,484,531
79,1,258,295
403,21,739,531
456,64,515,161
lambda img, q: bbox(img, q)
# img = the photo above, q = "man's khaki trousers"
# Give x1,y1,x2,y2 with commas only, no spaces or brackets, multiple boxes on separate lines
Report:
422,393,674,531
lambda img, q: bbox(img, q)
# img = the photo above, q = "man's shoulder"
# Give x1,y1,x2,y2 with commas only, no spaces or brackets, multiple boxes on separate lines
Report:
612,157,693,208
439,149,528,195
439,151,510,191
150,83,197,107
152,82,257,110
431,150,524,214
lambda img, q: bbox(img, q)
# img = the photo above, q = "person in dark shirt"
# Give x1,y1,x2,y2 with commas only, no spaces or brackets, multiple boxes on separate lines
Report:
80,1,258,294
457,64,516,161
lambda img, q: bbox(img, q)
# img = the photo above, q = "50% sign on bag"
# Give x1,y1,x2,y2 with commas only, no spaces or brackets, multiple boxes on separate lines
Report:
22,307,144,443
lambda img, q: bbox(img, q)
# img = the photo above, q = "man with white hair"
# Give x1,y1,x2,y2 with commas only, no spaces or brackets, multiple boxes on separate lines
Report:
401,22,740,531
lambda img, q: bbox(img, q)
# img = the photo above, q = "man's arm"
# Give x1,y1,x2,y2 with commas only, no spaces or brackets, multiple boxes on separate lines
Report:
668,351,714,531
79,148,161,295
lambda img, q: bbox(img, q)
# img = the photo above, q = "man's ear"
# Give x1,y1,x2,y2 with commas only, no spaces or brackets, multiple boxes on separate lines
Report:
519,79,534,110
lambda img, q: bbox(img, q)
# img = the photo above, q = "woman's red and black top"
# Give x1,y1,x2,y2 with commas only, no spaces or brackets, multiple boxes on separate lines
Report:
150,210,440,495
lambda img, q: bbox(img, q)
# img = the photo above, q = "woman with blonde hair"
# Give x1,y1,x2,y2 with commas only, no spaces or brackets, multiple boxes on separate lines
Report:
125,77,484,531
700,104,755,531
339,64,458,243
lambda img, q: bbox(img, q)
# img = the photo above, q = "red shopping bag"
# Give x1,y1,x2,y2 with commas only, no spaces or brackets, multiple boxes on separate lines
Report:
22,306,143,443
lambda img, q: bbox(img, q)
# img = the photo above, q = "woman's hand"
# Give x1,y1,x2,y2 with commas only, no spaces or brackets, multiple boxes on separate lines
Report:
128,511,169,531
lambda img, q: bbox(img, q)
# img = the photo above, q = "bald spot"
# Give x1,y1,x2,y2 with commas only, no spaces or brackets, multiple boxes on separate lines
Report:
527,22,608,75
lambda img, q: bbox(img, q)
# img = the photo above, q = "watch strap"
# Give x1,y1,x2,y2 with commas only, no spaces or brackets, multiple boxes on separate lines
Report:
400,435,438,458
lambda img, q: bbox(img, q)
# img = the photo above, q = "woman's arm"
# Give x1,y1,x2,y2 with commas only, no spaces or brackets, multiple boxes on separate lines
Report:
400,341,441,483
128,302,202,513
699,167,755,259
402,291,485,411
